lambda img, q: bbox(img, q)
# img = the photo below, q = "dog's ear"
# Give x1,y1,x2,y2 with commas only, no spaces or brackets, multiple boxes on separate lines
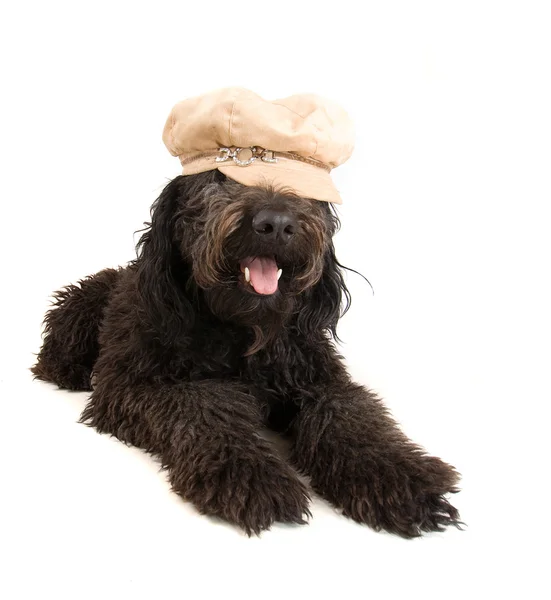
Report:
136,176,194,340
296,242,351,341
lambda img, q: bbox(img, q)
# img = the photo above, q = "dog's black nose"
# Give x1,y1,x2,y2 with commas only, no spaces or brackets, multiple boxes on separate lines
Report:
252,209,298,244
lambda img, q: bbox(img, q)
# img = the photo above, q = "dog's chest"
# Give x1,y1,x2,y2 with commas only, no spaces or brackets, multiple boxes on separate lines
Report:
181,321,318,394
182,322,245,378
243,338,320,397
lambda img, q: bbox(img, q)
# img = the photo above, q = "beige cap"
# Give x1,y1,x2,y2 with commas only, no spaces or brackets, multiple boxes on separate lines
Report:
162,87,355,204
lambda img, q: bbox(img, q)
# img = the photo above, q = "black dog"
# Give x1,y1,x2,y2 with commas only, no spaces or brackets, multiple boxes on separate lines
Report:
33,171,461,536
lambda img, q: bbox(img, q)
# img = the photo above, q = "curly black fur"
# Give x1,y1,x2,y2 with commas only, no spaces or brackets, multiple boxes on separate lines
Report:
32,171,461,536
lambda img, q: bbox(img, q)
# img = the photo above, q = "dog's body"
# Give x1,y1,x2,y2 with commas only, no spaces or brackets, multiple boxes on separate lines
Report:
33,171,461,536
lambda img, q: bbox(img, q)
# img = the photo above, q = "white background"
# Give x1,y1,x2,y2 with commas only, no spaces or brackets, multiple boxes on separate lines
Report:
1,1,550,598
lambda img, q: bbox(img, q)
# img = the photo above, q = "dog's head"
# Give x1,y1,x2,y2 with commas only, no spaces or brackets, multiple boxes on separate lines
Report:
136,171,349,352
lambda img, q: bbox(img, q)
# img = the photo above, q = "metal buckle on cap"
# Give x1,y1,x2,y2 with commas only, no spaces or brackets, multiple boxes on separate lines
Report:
215,147,278,167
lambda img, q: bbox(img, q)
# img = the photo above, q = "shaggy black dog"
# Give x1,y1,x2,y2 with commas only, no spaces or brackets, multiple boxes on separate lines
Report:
33,171,461,536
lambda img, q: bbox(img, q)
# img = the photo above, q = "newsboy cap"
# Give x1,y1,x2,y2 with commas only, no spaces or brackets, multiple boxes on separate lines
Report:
162,87,354,204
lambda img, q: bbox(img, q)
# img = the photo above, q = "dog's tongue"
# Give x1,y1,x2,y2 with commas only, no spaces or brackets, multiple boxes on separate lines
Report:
246,257,279,295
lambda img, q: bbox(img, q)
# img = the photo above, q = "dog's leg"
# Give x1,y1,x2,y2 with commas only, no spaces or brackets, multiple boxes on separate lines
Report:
290,380,461,537
32,268,120,390
81,379,310,534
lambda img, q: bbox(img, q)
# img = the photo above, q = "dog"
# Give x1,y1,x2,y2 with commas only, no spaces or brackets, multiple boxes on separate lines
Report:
32,88,461,536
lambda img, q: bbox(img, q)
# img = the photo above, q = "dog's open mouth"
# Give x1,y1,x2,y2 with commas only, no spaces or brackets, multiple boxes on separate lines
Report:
239,256,282,295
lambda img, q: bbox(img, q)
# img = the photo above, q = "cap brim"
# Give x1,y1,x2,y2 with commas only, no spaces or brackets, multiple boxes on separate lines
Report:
182,156,342,205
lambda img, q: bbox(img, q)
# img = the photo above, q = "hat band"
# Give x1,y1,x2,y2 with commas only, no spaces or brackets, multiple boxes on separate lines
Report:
180,147,331,173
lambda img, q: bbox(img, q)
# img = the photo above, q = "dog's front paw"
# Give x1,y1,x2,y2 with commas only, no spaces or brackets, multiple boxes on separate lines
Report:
184,454,311,535
314,450,462,537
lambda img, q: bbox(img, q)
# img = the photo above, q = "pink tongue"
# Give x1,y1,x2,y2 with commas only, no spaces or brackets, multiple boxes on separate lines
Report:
246,257,279,295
